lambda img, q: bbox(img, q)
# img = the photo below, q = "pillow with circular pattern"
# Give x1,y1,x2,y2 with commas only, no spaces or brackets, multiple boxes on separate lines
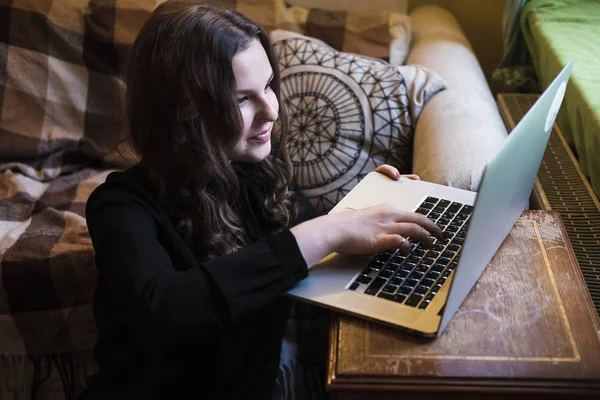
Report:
271,29,447,213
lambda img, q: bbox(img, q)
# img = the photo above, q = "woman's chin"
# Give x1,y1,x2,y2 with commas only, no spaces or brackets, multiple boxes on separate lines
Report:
231,141,272,163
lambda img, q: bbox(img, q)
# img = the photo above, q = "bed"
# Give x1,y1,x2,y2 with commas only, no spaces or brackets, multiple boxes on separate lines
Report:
511,0,600,199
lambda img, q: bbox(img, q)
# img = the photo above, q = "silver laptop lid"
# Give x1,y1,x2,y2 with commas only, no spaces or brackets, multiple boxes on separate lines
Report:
438,61,573,333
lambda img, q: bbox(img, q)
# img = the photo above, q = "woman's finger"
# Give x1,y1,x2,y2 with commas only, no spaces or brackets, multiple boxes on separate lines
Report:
374,164,400,180
405,223,435,248
376,234,411,254
383,222,434,248
401,174,420,180
384,209,443,239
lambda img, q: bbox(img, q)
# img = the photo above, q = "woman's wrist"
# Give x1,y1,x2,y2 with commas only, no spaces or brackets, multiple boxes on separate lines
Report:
290,214,340,269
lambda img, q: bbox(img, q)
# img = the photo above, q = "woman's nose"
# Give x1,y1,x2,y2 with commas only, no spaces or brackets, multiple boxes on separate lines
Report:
258,94,279,121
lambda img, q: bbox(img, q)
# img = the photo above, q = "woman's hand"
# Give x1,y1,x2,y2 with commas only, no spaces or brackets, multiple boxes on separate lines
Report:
374,164,420,181
325,204,443,255
290,204,443,269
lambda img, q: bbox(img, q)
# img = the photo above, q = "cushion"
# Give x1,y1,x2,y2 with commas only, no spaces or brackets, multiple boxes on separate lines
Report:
405,5,508,191
278,2,411,62
271,30,447,213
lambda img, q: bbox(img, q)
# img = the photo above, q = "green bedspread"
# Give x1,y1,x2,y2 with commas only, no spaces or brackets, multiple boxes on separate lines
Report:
521,0,600,198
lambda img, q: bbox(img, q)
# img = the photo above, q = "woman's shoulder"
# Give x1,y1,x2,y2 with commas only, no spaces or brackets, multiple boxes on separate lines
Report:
86,165,161,218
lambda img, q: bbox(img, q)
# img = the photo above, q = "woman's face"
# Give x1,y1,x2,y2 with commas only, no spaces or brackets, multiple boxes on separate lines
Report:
230,39,279,163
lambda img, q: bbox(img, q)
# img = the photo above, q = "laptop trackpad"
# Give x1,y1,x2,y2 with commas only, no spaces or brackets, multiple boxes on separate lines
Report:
331,172,473,213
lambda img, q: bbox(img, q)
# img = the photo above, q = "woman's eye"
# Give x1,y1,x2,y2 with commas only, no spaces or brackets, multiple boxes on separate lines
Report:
238,96,248,104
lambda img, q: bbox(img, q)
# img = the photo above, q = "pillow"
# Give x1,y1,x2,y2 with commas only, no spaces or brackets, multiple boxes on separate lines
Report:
271,30,447,213
277,2,411,62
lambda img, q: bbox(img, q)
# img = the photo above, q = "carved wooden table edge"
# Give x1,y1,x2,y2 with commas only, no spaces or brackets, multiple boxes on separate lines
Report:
326,211,600,398
328,312,600,397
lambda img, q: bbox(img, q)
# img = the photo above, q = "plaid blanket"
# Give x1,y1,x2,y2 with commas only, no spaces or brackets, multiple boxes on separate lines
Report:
0,0,407,398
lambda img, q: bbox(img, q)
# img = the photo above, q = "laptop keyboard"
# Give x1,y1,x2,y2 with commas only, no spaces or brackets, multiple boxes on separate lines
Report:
347,197,473,310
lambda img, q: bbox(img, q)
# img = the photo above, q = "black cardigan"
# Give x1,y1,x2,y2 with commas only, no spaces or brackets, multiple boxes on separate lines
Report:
80,164,317,399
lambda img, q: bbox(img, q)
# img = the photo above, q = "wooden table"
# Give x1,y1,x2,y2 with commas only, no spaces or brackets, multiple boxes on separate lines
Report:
328,211,600,399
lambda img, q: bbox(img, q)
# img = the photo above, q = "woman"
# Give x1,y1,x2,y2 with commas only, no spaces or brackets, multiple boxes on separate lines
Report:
81,2,442,399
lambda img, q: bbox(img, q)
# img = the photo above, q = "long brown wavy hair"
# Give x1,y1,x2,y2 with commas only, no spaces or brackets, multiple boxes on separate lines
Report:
125,1,297,258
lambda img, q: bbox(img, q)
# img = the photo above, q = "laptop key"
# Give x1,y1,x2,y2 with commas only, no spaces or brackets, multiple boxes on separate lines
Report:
378,292,395,300
433,205,446,214
349,282,360,290
416,207,429,215
393,293,408,303
404,277,420,288
402,262,416,271
446,224,460,233
437,199,450,208
392,254,406,263
442,211,455,220
413,248,426,257
414,285,429,295
364,277,387,295
425,196,439,204
421,277,436,287
420,257,436,267
438,217,451,226
395,269,410,279
410,271,425,280
425,271,440,280
407,255,421,264
436,237,449,246
361,266,373,275
414,264,429,274
447,244,461,252
441,250,456,259
456,212,470,221
431,263,446,273
432,243,446,252
421,201,436,210
368,261,384,271
461,205,474,214
379,270,393,279
428,212,441,221
383,264,399,273
427,250,441,259
438,257,452,266
418,300,430,309
447,202,463,213
398,286,412,295
390,276,404,286
382,283,399,293
405,293,424,307
443,231,455,240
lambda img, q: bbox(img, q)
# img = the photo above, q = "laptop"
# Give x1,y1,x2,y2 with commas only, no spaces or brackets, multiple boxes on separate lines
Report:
287,60,573,337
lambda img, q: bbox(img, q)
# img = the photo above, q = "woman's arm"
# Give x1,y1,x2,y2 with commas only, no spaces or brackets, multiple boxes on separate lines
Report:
88,198,308,348
290,204,443,269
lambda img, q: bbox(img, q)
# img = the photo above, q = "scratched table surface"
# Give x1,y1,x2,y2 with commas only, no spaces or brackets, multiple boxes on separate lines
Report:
329,211,600,392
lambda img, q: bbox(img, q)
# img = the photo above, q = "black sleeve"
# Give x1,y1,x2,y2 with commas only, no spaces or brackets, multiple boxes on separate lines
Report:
87,196,308,348
292,178,322,225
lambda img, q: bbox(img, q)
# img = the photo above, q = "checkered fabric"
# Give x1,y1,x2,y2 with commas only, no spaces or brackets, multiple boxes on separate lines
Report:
0,0,406,398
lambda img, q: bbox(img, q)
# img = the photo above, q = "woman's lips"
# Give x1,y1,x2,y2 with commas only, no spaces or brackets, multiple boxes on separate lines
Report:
249,127,271,143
